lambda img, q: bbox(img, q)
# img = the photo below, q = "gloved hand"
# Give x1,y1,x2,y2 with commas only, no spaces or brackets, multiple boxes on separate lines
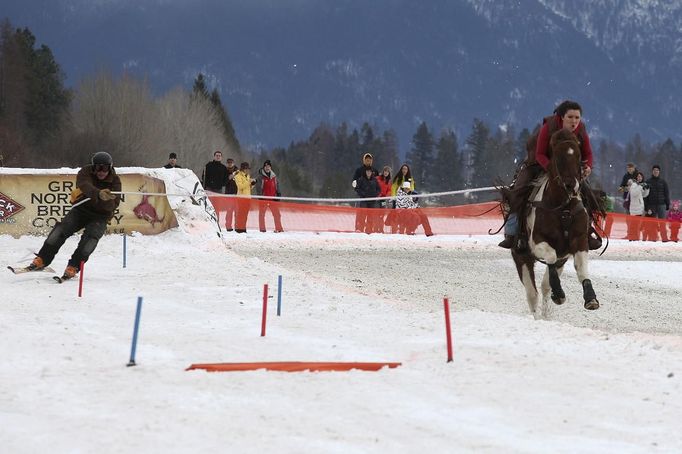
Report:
98,189,116,201
666,205,670,211
352,180,357,188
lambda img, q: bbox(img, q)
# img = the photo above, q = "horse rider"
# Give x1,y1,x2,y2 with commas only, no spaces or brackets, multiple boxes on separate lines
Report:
499,100,602,251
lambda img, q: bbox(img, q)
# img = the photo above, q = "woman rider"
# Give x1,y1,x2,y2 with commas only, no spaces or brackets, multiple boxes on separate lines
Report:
499,100,600,250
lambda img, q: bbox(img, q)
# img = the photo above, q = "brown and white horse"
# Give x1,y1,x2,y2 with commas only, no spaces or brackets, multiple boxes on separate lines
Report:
512,129,599,319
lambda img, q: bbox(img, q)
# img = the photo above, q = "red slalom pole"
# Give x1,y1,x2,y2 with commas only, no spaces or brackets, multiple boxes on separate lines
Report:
78,260,85,297
260,284,269,337
443,298,453,362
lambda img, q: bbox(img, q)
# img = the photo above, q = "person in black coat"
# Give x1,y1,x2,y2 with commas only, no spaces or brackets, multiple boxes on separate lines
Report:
202,151,229,193
354,167,381,233
163,152,181,169
645,164,671,241
618,162,637,213
351,153,379,188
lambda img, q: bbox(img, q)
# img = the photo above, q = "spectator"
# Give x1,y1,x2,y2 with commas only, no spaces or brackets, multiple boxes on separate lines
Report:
618,163,637,213
257,160,284,233
224,158,239,231
202,150,229,193
391,164,415,196
376,166,392,205
594,190,615,237
354,167,381,233
373,165,393,233
644,164,670,241
352,153,379,184
395,181,433,236
626,172,649,241
352,153,379,231
667,200,681,242
163,152,181,169
234,162,256,233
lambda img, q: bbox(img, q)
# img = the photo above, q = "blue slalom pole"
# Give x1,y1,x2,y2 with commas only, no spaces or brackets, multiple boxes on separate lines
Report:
127,296,143,367
122,234,127,268
277,275,283,316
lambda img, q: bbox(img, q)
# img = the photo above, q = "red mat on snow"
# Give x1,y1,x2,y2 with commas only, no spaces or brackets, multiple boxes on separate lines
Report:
186,361,402,372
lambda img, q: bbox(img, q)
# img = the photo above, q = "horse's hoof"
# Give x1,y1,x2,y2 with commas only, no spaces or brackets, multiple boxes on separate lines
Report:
552,297,566,305
584,299,600,310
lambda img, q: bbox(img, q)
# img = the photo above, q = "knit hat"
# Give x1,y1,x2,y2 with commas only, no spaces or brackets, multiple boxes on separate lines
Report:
363,153,373,160
672,200,681,210
402,181,411,189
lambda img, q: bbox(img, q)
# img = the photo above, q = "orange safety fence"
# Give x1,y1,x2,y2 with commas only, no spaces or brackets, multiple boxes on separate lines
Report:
209,197,681,242
186,361,402,372
209,198,504,236
595,212,681,242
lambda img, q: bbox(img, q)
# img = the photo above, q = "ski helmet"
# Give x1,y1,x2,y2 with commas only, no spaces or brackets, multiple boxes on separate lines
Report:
92,151,113,167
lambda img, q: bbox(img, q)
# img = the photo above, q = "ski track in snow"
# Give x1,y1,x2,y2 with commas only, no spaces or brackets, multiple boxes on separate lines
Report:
1,230,681,453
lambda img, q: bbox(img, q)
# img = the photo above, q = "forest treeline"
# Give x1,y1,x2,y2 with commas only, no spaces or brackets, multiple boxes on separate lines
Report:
1,20,679,202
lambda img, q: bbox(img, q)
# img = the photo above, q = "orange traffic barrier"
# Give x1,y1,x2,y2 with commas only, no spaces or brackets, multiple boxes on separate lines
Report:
186,361,402,372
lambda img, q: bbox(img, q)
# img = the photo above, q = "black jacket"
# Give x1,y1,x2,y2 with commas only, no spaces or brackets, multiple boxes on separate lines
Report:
645,176,670,209
202,161,229,192
353,165,379,182
620,171,637,191
225,165,239,194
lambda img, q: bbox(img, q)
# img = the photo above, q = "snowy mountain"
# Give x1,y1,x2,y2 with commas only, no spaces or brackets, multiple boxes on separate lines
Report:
4,0,682,149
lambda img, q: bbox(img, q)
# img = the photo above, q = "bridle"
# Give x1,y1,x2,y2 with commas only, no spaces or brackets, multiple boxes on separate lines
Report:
545,139,583,211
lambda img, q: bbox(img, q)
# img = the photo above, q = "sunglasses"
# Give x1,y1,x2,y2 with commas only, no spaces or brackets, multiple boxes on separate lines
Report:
94,164,110,172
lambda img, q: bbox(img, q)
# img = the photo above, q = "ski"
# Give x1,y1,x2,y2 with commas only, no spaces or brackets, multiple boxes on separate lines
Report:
8,265,56,275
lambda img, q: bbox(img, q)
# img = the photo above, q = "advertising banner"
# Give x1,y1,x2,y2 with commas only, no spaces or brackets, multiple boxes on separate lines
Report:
0,173,177,237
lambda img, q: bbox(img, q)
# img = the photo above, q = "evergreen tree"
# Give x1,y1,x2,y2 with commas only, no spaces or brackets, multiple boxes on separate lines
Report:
432,129,460,191
192,73,209,100
515,128,531,167
466,119,491,188
0,21,70,164
209,88,240,153
406,121,434,190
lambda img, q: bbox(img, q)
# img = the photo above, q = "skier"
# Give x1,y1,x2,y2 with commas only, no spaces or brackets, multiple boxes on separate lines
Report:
17,151,121,281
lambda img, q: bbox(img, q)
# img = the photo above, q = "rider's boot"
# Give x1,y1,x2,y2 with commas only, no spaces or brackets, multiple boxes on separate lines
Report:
498,235,515,249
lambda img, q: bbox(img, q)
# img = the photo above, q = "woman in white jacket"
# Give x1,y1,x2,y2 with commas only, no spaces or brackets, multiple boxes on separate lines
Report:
626,172,650,240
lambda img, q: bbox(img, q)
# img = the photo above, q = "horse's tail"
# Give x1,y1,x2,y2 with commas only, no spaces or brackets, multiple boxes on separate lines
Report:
489,177,513,235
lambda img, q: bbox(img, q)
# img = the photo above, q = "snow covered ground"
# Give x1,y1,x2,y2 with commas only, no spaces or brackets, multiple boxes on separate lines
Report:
1,169,681,453
1,228,681,453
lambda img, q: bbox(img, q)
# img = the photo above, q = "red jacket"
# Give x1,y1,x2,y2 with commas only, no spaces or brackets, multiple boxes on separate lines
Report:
376,175,392,197
259,169,279,197
535,115,593,171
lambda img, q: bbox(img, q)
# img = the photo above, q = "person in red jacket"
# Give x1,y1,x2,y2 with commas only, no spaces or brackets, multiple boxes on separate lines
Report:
500,100,599,250
257,160,284,232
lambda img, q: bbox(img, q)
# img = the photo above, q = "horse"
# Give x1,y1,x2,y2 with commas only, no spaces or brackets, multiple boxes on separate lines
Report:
511,128,599,319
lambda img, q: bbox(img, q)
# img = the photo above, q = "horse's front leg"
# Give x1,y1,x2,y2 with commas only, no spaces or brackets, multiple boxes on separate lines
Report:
512,251,540,318
573,251,599,310
547,261,567,305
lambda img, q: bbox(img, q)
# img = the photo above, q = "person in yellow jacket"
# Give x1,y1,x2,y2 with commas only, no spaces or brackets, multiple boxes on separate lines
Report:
390,163,415,196
234,161,256,232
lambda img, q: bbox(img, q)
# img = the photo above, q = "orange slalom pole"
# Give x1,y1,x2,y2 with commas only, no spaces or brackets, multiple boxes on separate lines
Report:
443,298,453,362
261,284,269,337
78,260,85,297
